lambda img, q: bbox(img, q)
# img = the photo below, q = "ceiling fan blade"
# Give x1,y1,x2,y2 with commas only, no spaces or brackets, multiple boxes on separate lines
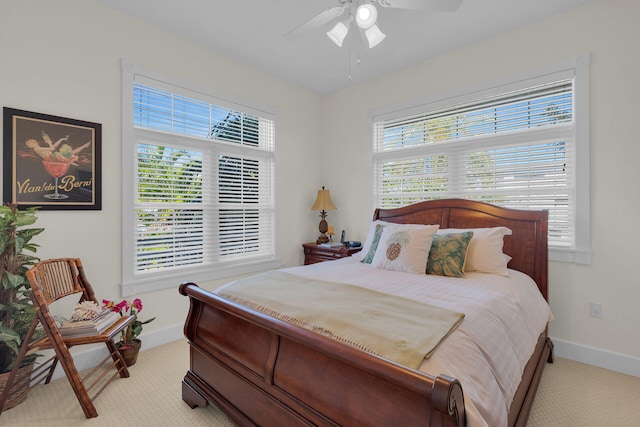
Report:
380,0,462,12
285,6,347,40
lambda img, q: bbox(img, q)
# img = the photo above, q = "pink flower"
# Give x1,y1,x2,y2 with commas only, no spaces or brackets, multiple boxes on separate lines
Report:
131,298,143,313
101,298,155,345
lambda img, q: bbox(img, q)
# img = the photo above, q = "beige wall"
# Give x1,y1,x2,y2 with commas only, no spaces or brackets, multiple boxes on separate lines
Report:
322,0,640,374
2,0,638,375
0,1,323,349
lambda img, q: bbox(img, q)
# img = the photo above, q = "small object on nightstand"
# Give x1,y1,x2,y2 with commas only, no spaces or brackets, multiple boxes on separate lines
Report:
318,242,344,248
302,242,362,265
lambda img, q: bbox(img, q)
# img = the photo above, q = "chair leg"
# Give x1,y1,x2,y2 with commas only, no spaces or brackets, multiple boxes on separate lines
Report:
40,331,100,418
106,340,130,378
44,358,59,384
53,344,99,418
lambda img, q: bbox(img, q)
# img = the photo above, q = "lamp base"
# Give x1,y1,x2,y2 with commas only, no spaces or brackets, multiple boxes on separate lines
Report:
316,233,330,244
316,215,329,244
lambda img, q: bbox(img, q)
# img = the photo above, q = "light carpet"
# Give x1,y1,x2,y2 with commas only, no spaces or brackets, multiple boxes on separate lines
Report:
2,339,638,426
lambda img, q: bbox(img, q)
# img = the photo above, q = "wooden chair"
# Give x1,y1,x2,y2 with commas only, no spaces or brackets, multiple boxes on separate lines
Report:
0,258,135,418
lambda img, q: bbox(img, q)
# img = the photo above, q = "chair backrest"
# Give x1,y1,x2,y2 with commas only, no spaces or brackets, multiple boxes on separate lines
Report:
26,258,96,305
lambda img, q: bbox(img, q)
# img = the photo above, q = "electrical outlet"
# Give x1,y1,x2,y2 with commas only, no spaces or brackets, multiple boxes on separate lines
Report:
590,302,603,319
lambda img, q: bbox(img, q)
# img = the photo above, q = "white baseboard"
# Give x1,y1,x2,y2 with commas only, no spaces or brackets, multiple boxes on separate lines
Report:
48,323,185,381
551,337,640,378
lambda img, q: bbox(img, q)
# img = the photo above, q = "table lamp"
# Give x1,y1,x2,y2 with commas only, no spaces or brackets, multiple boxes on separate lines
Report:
311,186,336,244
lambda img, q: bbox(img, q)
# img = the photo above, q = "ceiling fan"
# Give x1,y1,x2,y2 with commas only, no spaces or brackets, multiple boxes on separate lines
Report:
285,0,463,48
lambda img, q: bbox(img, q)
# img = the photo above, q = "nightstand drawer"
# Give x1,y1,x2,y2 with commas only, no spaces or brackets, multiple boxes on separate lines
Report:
302,243,362,265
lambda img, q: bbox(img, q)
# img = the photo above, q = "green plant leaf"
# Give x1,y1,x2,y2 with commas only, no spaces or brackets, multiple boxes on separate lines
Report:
2,272,24,290
0,203,42,373
0,325,21,346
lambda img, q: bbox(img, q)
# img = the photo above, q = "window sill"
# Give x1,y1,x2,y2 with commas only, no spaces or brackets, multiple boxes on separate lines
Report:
121,258,282,296
549,247,591,265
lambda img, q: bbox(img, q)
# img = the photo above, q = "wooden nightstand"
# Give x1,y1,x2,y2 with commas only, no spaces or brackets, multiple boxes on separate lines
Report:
302,242,362,265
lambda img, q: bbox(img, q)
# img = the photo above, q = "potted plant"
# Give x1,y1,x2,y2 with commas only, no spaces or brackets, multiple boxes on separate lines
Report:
0,203,43,410
102,298,155,367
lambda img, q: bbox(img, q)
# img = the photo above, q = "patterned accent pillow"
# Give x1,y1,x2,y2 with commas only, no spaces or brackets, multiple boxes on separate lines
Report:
426,232,474,278
358,220,388,261
359,220,426,261
371,224,440,274
361,224,385,264
437,227,512,276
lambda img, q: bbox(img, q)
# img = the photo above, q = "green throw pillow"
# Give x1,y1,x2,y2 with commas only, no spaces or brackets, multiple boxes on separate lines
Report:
426,231,474,278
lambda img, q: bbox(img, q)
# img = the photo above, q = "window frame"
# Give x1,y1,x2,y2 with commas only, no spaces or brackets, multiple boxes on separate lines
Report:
369,56,591,264
121,61,279,296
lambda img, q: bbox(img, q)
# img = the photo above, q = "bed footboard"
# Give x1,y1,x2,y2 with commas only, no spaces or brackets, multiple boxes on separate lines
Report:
179,282,465,427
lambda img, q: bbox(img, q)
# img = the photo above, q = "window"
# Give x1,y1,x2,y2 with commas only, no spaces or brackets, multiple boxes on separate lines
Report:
121,62,278,295
371,57,590,263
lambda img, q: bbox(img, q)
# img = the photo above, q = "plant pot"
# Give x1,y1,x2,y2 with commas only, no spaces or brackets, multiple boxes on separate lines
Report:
0,362,34,411
116,339,142,367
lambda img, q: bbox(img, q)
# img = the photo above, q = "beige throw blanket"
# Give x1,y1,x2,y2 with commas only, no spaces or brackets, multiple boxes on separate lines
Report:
216,271,464,369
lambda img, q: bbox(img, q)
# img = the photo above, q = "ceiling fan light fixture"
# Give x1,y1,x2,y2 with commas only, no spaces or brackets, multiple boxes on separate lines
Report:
327,21,349,47
365,24,386,48
356,4,377,29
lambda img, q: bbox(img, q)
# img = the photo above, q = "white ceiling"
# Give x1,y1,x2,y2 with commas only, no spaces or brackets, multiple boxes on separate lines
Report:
98,0,592,94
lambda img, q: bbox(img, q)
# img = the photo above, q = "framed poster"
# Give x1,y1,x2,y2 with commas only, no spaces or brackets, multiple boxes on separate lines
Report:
3,107,101,210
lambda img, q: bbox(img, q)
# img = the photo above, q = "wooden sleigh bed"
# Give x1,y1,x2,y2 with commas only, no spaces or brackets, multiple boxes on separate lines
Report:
179,198,553,426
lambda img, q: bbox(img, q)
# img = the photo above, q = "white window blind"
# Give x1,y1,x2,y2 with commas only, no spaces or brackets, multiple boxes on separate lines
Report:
135,144,205,271
121,62,277,295
372,64,588,258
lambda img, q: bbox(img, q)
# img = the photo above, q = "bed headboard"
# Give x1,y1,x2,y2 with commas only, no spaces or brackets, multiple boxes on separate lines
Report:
373,199,548,301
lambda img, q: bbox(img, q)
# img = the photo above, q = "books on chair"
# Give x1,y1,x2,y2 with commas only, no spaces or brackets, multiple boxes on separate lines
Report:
59,310,121,338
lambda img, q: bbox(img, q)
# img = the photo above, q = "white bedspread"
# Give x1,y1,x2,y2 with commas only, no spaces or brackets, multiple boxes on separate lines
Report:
280,257,553,427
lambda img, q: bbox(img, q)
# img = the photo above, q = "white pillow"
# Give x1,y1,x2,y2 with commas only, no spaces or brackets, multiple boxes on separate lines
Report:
371,224,440,274
437,227,512,276
360,221,430,263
